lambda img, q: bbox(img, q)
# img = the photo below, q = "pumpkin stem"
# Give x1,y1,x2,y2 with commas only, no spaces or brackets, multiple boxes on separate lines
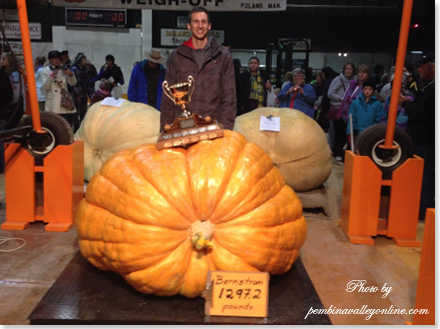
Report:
93,149,102,157
190,220,214,250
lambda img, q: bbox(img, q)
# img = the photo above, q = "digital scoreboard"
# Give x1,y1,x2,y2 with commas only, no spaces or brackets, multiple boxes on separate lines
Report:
65,8,126,27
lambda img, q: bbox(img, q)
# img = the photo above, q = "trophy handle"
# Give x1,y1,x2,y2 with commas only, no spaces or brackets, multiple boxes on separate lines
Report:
162,80,176,105
187,75,195,102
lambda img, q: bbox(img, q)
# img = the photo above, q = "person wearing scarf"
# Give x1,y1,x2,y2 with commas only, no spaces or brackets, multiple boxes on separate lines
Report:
237,56,270,116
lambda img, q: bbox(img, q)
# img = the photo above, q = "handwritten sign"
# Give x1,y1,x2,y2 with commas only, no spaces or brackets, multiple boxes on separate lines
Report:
205,271,269,317
260,115,280,132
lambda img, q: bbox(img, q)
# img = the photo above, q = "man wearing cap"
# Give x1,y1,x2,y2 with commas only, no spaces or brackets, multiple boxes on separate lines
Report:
160,6,236,130
399,51,435,220
127,49,166,109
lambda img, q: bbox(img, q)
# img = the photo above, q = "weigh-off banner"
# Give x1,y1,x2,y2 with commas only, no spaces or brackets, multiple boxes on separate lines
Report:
51,0,287,11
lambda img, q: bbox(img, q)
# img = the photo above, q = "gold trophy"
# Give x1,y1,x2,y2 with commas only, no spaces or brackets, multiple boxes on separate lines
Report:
156,75,224,150
162,75,195,118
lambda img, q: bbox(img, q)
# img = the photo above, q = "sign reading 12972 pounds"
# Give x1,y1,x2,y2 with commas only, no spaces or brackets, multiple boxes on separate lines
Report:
65,8,126,27
205,271,269,317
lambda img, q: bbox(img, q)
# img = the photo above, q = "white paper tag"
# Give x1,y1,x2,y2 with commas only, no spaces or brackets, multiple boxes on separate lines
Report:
100,97,126,107
259,115,280,132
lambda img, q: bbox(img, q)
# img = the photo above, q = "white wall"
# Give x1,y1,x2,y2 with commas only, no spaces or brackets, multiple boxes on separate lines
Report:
32,10,156,96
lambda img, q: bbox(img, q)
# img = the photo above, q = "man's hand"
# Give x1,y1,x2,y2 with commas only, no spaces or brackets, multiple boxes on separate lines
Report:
398,94,411,105
62,67,73,77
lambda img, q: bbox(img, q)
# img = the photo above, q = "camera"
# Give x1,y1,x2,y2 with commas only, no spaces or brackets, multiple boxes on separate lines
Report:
293,87,298,92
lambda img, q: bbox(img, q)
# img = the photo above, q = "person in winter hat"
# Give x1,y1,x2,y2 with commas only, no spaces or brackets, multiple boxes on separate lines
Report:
70,52,97,129
346,77,385,145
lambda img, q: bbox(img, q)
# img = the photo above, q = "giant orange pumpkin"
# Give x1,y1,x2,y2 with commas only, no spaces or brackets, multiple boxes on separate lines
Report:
76,130,306,298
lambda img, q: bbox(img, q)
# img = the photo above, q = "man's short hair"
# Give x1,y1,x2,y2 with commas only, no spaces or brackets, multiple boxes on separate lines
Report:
248,56,260,64
188,6,210,23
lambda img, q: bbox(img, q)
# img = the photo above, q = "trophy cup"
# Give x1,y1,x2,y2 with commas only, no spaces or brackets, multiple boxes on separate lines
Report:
156,76,224,150
162,75,195,118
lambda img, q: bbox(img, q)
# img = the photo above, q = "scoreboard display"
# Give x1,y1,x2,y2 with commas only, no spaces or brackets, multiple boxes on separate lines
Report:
65,8,126,27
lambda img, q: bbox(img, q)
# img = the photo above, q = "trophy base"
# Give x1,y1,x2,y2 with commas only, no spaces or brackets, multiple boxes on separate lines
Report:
156,113,224,150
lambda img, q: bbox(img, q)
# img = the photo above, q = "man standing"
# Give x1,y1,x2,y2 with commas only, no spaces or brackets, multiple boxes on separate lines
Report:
160,6,236,130
91,54,125,99
237,56,270,116
91,54,124,87
71,52,97,128
128,49,166,109
399,51,435,220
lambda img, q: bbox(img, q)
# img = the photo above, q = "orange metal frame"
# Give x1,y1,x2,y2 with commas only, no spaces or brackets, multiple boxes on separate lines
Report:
339,0,426,247
0,0,84,232
339,151,423,246
1,142,84,232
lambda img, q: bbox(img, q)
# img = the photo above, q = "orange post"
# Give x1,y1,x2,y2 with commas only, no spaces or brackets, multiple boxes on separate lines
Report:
383,0,413,149
409,208,435,325
16,0,43,132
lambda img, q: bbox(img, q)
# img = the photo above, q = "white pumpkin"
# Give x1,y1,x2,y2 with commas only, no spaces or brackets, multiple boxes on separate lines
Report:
233,107,332,192
74,100,160,181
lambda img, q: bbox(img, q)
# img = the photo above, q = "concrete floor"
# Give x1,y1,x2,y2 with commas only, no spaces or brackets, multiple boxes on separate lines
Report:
0,158,426,325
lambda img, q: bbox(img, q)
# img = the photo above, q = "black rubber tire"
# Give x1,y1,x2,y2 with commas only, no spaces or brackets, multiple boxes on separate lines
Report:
354,123,414,178
19,112,74,160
